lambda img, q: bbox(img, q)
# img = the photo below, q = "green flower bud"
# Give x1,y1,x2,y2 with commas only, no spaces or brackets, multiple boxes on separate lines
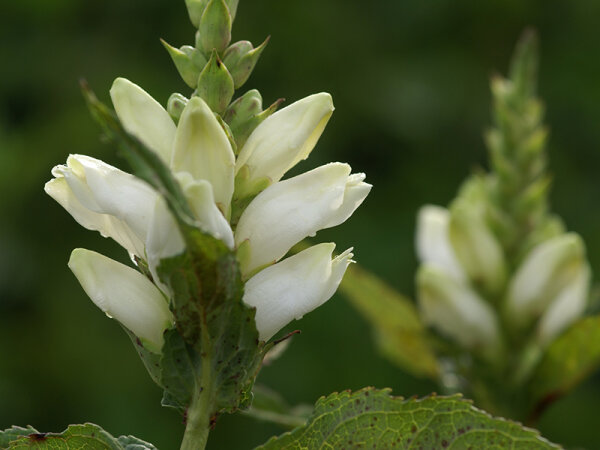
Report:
185,0,209,28
161,40,201,88
167,93,189,122
223,89,264,127
229,96,283,151
199,0,232,54
225,0,239,21
448,200,507,297
196,50,234,114
223,41,254,72
225,37,269,89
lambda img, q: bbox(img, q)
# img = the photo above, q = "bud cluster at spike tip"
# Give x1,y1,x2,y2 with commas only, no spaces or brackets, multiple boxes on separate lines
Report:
46,78,371,350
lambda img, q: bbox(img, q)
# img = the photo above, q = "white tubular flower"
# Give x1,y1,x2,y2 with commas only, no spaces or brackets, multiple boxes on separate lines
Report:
44,154,156,258
417,265,501,353
69,249,173,353
537,263,590,346
506,233,586,329
171,96,235,215
448,201,506,295
415,205,465,281
235,93,334,186
235,162,371,277
243,243,353,341
110,77,177,164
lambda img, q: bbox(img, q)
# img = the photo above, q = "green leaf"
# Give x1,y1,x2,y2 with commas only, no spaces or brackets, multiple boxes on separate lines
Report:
157,226,266,415
0,426,38,448
530,315,600,407
3,423,155,450
257,389,560,449
339,263,439,379
242,384,312,429
115,435,158,449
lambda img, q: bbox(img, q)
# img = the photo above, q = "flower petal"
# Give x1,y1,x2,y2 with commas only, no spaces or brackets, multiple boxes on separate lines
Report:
506,233,585,328
68,248,173,353
46,155,156,257
235,93,334,185
235,162,370,276
415,205,464,281
537,263,590,346
243,243,352,341
417,265,501,354
171,96,235,214
110,78,177,164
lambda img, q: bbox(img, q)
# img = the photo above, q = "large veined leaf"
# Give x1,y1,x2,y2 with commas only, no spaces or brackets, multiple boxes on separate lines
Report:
0,423,157,449
530,315,600,413
340,263,439,379
257,388,560,449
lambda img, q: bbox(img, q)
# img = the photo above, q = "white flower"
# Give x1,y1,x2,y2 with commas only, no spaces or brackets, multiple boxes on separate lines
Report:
417,265,501,353
69,248,173,352
48,78,370,343
44,154,156,258
416,205,465,281
537,263,590,346
235,162,371,277
243,243,353,341
448,200,506,295
235,93,334,188
505,233,587,329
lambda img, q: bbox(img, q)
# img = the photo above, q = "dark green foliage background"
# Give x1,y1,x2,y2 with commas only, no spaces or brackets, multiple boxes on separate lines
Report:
1,0,599,448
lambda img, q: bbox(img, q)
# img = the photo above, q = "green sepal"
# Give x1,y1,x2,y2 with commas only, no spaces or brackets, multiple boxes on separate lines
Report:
1,423,157,450
228,36,269,89
167,93,189,123
199,0,232,54
231,166,271,227
161,39,201,88
223,89,263,128
509,28,539,101
229,96,283,150
196,50,235,114
185,0,209,28
257,389,559,449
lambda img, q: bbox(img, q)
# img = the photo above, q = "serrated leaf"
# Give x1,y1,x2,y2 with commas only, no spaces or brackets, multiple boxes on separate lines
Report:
339,263,439,379
116,435,158,449
257,389,560,449
0,426,38,447
6,423,121,449
3,424,157,450
530,315,600,407
157,226,266,414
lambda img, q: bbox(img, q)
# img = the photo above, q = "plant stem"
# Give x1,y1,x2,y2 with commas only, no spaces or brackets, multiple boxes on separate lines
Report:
180,329,215,450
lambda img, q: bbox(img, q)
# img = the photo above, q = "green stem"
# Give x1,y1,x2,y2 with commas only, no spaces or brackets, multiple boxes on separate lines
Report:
181,329,215,450
180,390,211,450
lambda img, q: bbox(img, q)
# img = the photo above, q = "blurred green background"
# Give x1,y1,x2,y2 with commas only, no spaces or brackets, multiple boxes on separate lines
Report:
2,0,600,448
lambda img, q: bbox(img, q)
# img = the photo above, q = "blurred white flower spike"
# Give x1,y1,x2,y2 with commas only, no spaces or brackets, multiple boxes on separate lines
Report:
46,78,371,350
